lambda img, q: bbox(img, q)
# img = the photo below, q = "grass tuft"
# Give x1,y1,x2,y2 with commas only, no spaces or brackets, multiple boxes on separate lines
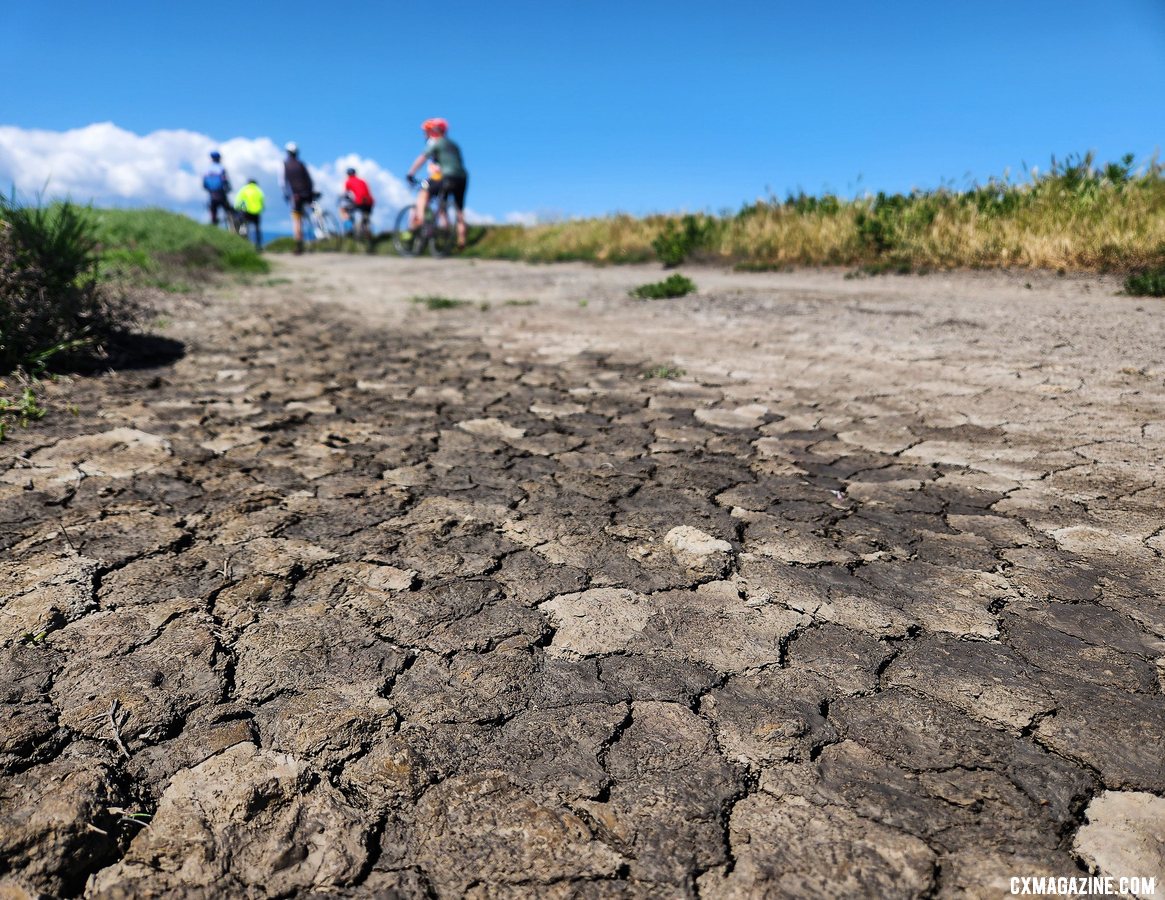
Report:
0,381,46,441
1,196,148,374
1124,268,1165,297
411,295,470,310
642,364,687,379
630,274,697,300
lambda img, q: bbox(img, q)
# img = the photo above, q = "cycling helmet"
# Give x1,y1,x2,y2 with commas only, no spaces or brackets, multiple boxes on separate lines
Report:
422,118,448,137
210,150,221,161
284,141,298,155
346,168,356,176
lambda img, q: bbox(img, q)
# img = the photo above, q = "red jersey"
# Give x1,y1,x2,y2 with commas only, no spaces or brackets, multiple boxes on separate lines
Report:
344,175,374,206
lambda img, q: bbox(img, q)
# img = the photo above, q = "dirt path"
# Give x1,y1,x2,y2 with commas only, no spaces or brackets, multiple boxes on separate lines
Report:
2,257,1163,897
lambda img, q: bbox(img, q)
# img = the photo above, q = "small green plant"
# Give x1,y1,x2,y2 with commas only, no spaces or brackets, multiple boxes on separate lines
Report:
1125,268,1165,297
651,214,718,267
0,384,46,441
504,299,537,307
578,299,589,308
411,295,470,310
642,364,686,379
630,274,697,300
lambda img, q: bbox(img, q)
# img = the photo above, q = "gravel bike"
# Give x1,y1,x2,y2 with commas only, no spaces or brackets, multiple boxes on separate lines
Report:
222,206,248,239
392,187,455,258
306,193,339,241
340,199,374,250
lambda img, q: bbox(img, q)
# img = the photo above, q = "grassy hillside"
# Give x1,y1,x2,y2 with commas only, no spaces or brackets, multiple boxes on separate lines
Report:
463,153,1165,275
91,207,268,288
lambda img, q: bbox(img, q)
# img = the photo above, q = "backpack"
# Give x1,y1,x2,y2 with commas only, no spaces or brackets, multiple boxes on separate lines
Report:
203,168,226,193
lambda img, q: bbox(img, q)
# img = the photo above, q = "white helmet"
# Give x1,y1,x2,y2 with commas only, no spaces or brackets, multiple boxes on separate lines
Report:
284,141,298,154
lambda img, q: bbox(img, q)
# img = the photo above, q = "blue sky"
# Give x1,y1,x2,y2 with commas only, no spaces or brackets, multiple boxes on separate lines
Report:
1,0,1163,226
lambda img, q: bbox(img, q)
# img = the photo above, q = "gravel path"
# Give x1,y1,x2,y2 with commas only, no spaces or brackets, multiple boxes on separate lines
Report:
2,257,1163,898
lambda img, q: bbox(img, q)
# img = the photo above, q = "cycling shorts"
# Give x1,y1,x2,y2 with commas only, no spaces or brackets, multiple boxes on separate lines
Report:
292,194,312,215
424,174,467,212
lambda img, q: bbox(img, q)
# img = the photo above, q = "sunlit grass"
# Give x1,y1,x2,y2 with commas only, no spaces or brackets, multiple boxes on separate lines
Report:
467,153,1165,273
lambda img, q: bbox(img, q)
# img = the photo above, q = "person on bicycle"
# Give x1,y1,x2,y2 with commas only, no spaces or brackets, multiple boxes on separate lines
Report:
340,167,374,237
281,142,314,255
203,151,231,227
406,118,468,250
234,178,265,250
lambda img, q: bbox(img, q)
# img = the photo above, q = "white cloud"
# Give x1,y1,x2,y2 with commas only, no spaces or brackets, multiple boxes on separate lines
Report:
0,122,543,235
504,211,539,226
0,122,414,232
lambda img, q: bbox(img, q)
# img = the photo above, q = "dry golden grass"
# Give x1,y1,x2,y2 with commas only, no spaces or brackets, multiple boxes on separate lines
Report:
465,157,1165,273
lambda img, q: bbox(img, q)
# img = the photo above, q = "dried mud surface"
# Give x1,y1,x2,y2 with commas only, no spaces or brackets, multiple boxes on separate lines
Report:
2,257,1164,898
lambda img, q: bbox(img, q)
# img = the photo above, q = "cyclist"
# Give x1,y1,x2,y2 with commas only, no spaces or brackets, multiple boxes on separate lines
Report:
234,178,265,250
281,142,314,255
405,118,468,250
340,167,374,237
202,151,231,227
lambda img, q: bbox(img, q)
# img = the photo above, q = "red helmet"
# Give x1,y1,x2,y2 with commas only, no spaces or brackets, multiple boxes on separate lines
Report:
422,118,448,137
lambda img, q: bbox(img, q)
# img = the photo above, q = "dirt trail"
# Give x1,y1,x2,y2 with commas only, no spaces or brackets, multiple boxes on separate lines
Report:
2,256,1163,898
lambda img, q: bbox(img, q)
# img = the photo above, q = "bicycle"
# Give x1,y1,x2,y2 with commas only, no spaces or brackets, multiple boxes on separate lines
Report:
340,198,374,250
297,192,338,241
392,186,456,258
221,206,248,239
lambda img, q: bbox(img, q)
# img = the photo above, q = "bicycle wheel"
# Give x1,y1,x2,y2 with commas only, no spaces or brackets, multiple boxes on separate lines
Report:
316,210,339,241
231,210,249,239
392,206,423,257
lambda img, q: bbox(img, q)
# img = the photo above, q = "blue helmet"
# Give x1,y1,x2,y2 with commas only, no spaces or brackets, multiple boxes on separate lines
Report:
210,150,221,161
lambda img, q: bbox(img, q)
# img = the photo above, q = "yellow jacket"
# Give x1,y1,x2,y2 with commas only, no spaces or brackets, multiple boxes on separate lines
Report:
235,182,265,215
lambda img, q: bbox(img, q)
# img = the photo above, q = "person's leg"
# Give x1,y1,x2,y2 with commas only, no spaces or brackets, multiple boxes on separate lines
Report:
411,189,429,229
292,196,305,253
453,177,468,248
209,196,220,226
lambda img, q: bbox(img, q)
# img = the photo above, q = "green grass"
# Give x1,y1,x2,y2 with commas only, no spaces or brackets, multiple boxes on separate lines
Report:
1124,268,1165,297
90,208,268,285
458,153,1165,274
411,295,470,310
1,197,145,374
630,274,697,300
0,382,46,442
642,364,686,379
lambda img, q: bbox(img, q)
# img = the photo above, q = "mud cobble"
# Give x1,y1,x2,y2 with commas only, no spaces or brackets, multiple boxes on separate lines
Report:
0,264,1163,897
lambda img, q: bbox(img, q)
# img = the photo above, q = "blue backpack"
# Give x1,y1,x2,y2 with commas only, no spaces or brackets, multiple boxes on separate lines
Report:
203,167,226,193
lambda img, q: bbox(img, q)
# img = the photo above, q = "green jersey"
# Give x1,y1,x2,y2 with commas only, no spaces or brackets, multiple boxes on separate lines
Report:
425,136,466,178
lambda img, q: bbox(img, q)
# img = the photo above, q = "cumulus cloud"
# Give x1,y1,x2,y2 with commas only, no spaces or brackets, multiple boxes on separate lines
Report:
0,122,414,231
0,122,537,233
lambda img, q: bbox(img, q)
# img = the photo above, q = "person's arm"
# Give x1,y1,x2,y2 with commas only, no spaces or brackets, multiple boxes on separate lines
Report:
405,151,429,181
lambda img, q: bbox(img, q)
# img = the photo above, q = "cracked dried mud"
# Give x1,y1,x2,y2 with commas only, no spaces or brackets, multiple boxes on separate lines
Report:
2,257,1163,898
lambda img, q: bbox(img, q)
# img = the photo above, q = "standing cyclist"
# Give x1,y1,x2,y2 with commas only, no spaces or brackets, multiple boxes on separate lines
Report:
281,142,314,255
340,167,375,237
203,151,231,227
406,118,469,250
234,178,265,250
